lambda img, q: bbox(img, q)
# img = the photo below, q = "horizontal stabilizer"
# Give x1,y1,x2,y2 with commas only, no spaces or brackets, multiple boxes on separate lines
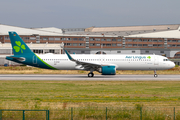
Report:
6,56,25,61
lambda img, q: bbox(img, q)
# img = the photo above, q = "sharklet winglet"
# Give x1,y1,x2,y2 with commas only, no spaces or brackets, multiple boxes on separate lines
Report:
64,49,75,61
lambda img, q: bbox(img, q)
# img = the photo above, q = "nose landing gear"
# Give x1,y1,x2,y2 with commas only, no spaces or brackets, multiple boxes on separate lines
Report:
154,70,158,78
88,72,94,77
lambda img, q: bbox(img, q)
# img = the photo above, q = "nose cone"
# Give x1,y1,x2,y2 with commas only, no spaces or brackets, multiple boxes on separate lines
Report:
170,62,175,68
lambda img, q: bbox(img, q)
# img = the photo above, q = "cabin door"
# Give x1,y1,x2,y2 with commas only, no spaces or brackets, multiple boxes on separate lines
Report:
154,56,159,65
33,55,37,64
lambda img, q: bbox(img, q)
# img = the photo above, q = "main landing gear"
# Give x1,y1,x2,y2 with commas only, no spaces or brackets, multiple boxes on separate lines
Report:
88,72,94,77
154,70,158,78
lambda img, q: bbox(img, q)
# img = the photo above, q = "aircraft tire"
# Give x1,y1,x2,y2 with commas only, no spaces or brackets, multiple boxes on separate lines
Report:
91,73,94,77
154,74,158,78
88,73,94,77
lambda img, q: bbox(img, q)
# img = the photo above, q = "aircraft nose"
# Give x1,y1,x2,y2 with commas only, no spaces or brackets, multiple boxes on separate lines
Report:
168,62,175,69
171,62,175,68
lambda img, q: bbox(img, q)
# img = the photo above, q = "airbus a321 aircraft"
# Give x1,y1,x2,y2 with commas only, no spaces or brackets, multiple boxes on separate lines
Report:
6,32,175,77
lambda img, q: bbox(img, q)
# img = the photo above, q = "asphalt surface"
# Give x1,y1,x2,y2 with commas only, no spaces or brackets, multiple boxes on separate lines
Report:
0,74,180,81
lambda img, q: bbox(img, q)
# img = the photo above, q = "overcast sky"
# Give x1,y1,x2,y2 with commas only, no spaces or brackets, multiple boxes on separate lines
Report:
0,0,180,28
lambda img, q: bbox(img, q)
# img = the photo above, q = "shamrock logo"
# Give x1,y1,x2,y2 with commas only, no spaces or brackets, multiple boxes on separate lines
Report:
147,56,151,59
13,41,26,53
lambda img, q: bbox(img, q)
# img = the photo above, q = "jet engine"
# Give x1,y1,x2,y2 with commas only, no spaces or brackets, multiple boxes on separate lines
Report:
98,66,116,75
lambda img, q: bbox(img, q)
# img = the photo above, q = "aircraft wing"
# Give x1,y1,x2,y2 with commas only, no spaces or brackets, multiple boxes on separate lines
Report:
64,50,113,71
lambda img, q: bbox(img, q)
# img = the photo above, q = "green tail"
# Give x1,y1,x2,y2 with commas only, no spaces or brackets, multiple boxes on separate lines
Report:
6,31,57,70
9,31,34,55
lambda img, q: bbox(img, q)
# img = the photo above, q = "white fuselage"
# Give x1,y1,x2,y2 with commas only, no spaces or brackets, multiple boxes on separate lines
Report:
37,54,175,70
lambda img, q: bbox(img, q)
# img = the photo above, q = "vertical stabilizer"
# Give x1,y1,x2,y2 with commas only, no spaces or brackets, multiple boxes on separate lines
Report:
9,31,33,55
7,31,57,70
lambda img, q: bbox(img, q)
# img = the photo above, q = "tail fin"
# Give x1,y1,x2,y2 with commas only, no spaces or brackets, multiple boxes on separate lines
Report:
7,31,57,70
9,31,33,55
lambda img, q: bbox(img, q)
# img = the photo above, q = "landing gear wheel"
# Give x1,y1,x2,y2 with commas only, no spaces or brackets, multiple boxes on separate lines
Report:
88,73,94,77
154,70,158,78
154,74,158,78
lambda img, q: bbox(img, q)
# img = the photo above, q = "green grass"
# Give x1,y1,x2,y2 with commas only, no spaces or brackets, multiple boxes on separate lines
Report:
1,81,180,109
1,81,180,119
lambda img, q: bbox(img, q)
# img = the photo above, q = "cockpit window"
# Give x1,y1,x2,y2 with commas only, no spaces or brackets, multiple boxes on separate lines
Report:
163,59,169,61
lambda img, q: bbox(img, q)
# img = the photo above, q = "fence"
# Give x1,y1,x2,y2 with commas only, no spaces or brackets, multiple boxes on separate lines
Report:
0,109,49,120
1,107,180,120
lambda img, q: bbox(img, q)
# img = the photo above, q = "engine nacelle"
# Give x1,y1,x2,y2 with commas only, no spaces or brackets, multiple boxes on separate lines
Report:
101,66,116,75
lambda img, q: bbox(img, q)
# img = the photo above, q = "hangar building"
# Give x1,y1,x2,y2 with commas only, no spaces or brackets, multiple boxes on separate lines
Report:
0,24,180,65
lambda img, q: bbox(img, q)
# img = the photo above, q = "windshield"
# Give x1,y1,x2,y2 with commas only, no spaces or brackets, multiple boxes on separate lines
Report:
163,59,169,61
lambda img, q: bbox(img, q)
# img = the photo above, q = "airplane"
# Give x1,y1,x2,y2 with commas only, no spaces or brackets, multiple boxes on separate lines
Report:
6,32,175,77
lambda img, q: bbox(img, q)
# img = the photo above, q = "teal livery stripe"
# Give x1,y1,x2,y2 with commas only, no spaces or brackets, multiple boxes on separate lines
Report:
35,54,58,70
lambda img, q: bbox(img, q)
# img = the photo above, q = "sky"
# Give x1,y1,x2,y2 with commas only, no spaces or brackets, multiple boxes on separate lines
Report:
0,0,180,28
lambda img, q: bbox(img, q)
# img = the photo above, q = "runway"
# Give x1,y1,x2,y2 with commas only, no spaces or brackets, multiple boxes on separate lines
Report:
0,74,180,81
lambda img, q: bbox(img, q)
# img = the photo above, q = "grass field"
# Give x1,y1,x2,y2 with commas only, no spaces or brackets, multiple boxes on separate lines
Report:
1,66,180,119
0,65,179,74
1,80,180,110
1,80,180,119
